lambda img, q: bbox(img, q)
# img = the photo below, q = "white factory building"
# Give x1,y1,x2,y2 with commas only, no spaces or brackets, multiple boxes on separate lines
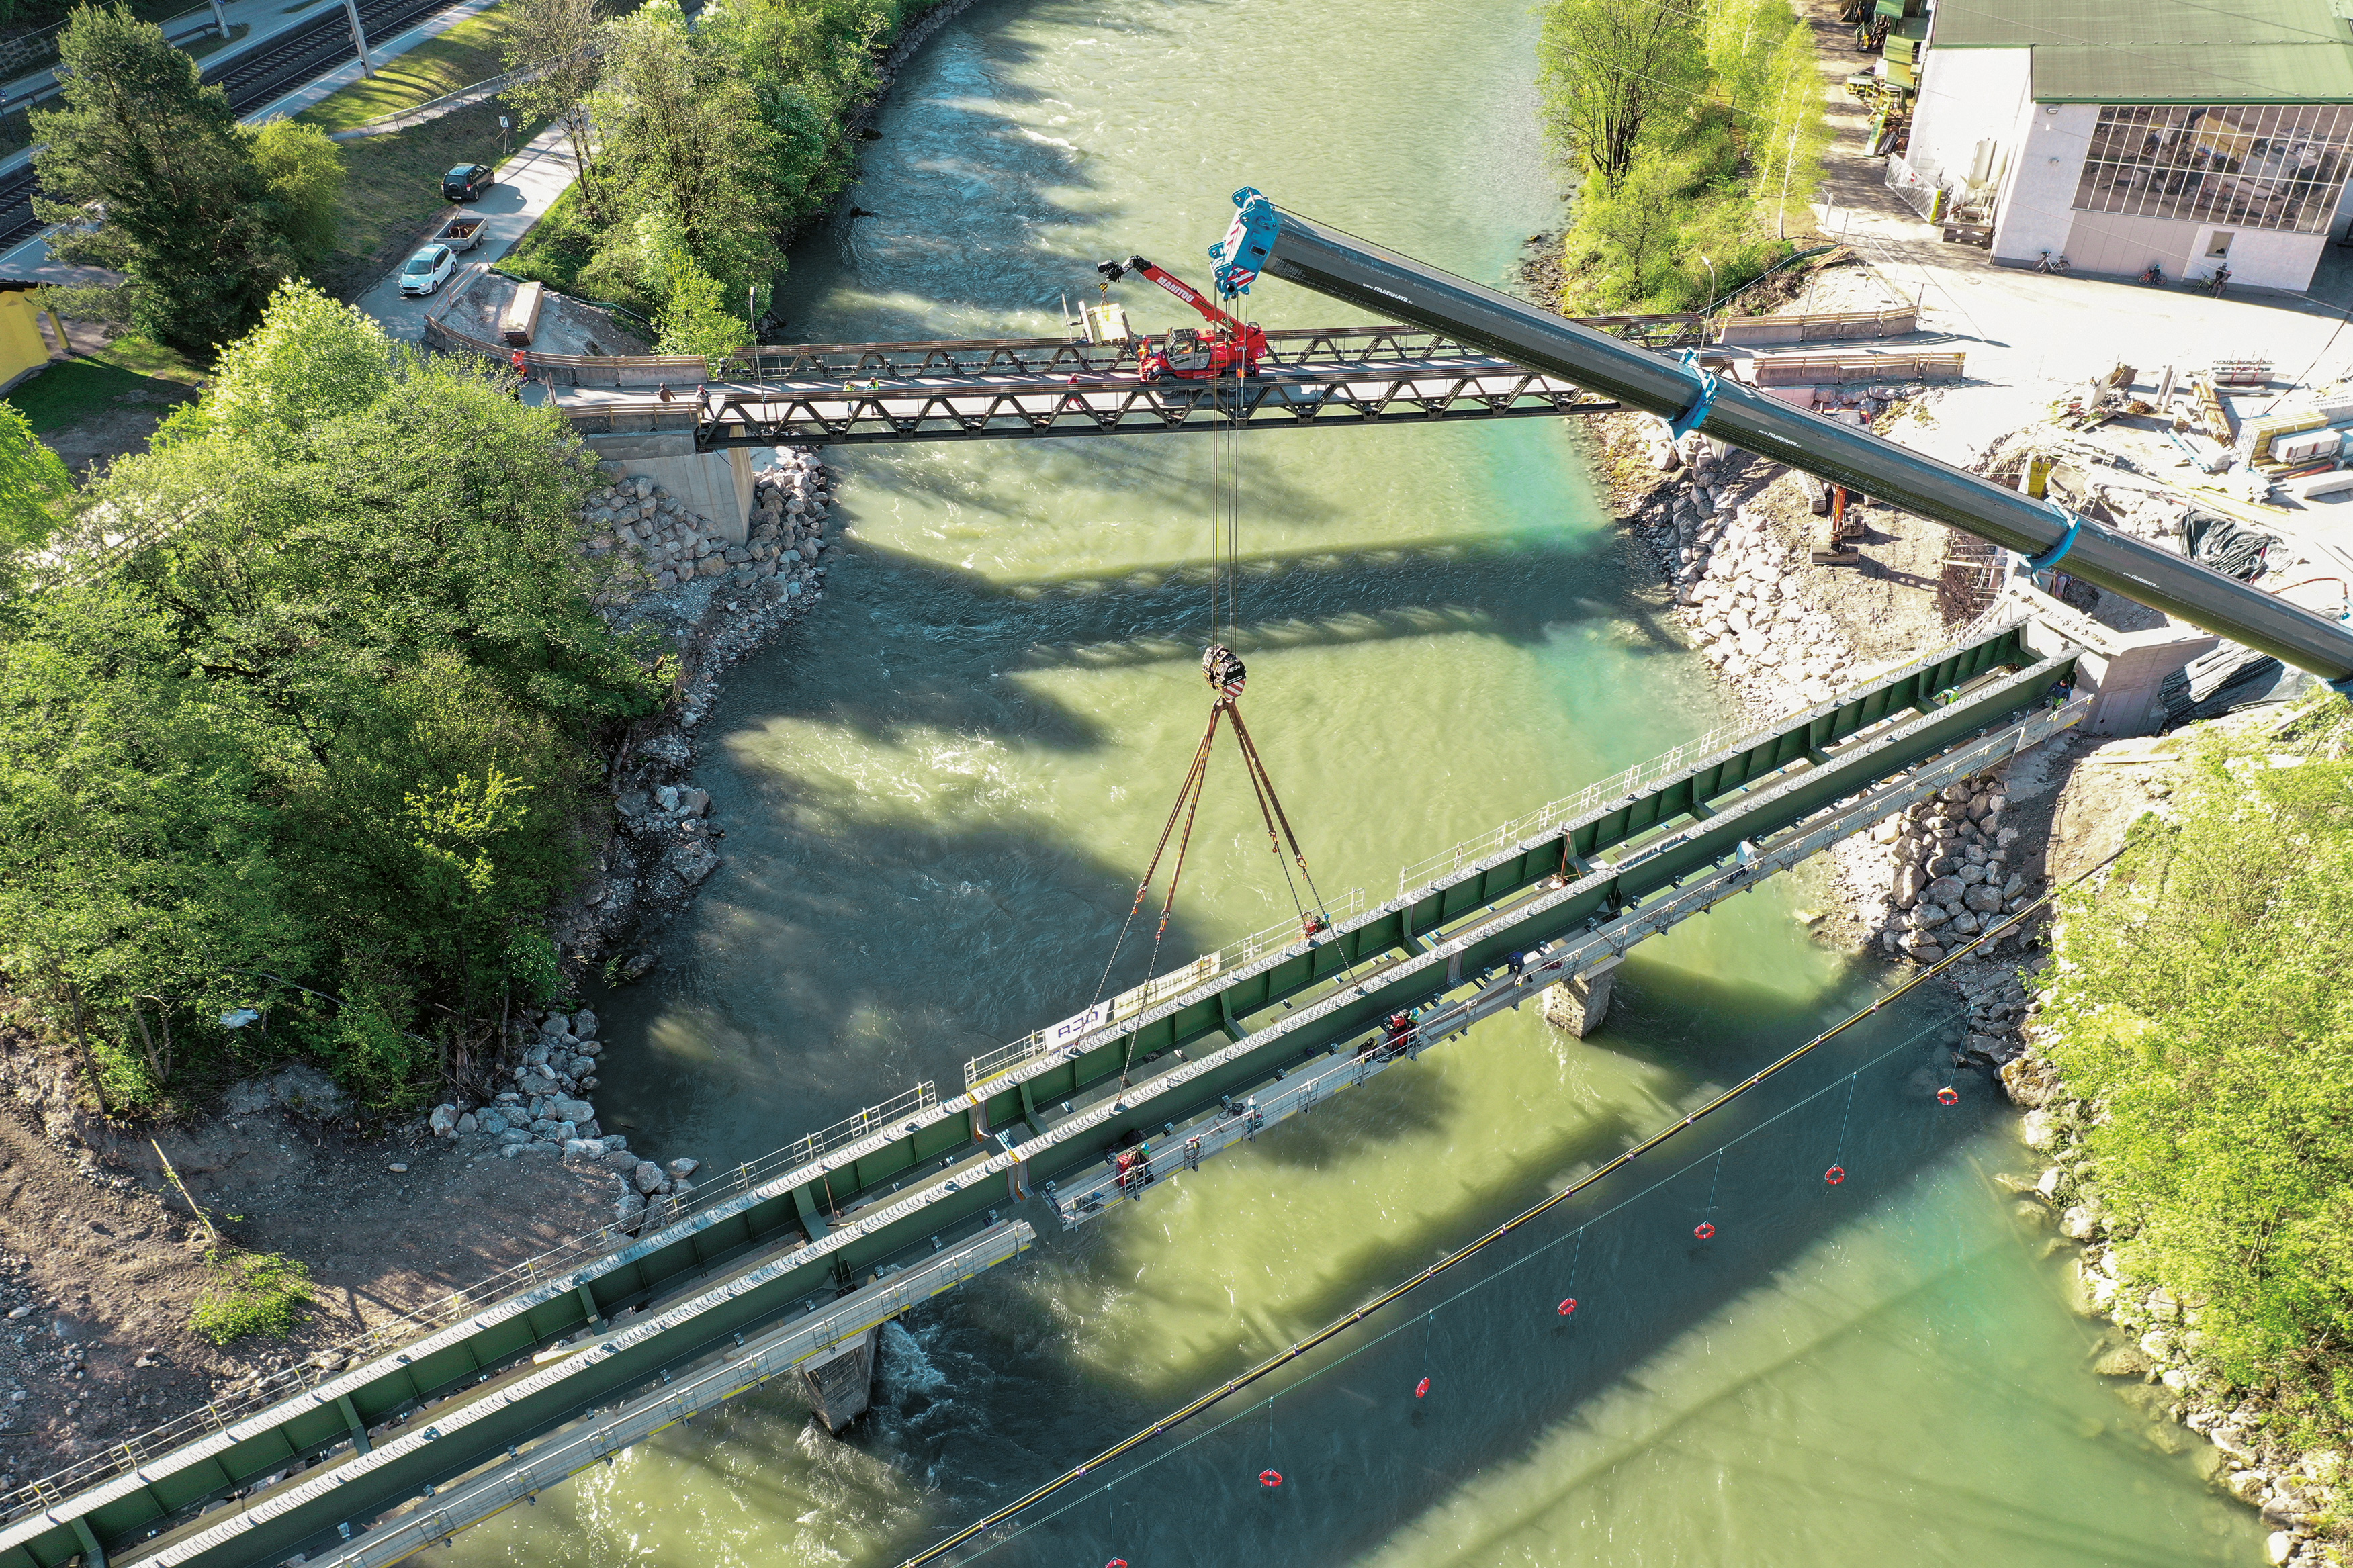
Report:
1900,0,2353,289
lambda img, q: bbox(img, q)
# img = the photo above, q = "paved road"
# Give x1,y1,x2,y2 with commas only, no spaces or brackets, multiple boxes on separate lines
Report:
355,116,575,340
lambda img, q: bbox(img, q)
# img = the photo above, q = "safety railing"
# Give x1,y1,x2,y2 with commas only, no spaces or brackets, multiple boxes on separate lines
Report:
961,888,1366,1091
0,1077,935,1529
245,1224,1034,1568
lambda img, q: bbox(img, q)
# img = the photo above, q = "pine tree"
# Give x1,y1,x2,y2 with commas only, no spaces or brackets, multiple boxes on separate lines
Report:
31,4,293,354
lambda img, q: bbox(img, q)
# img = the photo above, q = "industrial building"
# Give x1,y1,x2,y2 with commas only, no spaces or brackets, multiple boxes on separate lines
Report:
1894,0,2353,288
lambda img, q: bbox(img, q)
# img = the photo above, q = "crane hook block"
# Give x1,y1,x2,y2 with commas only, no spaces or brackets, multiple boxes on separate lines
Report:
1212,187,1281,299
1202,643,1248,698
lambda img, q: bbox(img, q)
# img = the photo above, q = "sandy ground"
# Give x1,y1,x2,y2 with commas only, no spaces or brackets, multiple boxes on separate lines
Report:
0,1025,611,1491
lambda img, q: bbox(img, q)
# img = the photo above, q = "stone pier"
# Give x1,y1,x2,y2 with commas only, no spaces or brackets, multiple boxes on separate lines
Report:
799,1328,879,1432
1540,957,1622,1037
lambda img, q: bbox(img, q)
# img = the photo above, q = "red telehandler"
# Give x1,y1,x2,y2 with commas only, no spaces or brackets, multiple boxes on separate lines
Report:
1094,255,1268,381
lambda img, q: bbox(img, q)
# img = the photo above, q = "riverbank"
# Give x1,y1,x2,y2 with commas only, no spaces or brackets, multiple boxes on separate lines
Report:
1581,348,2352,1563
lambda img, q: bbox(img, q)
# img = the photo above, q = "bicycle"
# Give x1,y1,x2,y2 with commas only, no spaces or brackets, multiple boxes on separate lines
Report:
2037,250,2071,275
2141,263,2164,287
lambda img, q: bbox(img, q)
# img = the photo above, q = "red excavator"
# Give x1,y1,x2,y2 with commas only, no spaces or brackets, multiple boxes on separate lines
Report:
1094,255,1268,381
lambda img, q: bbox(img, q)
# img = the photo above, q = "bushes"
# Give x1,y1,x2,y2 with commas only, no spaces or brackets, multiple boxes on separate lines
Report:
2041,698,2353,1442
0,283,668,1115
1540,0,1822,314
189,1249,314,1344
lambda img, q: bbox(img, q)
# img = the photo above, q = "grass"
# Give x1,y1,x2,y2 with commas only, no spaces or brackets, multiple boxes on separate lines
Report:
499,181,592,295
9,332,204,437
189,1248,314,1344
294,3,516,134
314,96,547,297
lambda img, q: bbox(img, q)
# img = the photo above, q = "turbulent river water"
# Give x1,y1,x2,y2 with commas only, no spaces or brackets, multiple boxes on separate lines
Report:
458,1,2267,1562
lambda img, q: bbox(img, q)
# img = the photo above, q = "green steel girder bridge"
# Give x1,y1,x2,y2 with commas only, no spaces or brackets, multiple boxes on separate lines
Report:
1,620,2087,1568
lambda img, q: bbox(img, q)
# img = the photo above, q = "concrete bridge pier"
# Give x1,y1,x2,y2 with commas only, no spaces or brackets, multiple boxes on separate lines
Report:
799,1328,879,1432
1540,957,1622,1038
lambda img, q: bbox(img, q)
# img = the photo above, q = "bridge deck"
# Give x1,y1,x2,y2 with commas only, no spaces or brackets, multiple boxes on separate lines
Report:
1,621,2079,1568
560,355,1615,447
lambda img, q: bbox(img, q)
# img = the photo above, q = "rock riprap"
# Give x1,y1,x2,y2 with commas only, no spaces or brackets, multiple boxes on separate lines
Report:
423,1008,703,1231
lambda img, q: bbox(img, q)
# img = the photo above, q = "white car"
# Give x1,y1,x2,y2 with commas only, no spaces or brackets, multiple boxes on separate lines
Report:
400,244,457,297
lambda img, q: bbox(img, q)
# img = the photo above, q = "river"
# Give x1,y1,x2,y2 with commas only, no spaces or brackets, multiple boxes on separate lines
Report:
455,0,2264,1562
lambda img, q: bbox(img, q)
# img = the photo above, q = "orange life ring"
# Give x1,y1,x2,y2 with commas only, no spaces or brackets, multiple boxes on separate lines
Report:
1557,1297,1578,1316
1693,1221,1716,1240
1259,1469,1283,1488
1937,1086,1959,1105
1413,1377,1431,1399
1824,1165,1845,1185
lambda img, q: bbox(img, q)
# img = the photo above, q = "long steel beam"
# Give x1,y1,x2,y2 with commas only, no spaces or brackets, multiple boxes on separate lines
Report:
1232,195,2353,684
1,625,2058,1568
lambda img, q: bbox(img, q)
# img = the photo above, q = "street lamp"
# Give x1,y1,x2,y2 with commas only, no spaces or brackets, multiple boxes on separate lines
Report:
1698,252,1718,307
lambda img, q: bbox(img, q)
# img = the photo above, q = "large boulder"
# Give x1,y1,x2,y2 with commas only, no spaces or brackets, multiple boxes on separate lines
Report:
429,1103,459,1138
1963,884,2005,914
1893,864,1924,909
553,1096,595,1124
633,1160,666,1195
1924,875,1965,905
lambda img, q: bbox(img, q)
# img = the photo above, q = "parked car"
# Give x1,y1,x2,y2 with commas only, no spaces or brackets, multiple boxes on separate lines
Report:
400,244,457,297
443,163,494,201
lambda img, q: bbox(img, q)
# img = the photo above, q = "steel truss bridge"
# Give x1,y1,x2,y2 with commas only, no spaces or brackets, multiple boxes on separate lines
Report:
551,326,1629,448
0,620,2086,1568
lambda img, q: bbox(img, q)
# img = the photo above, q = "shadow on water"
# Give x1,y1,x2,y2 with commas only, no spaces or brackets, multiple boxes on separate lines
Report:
637,978,2002,1562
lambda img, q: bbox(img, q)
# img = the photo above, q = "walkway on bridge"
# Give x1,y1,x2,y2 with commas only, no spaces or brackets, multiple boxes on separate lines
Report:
423,322,1643,446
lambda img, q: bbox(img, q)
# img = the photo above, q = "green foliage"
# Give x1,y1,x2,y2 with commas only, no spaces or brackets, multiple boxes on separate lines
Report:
249,120,347,271
30,4,293,355
189,1248,314,1344
1538,0,1707,197
160,280,393,453
0,300,666,1114
0,401,71,549
1542,0,1822,312
652,242,751,363
510,0,934,327
2041,699,2353,1441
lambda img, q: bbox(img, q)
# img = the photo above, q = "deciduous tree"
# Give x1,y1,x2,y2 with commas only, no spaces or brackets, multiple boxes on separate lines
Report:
1538,0,1708,195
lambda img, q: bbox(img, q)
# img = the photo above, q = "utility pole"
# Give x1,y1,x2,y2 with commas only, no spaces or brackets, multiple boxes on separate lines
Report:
341,0,373,77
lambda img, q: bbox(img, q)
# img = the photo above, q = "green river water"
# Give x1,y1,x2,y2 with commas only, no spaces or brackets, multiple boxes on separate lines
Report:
454,1,2267,1561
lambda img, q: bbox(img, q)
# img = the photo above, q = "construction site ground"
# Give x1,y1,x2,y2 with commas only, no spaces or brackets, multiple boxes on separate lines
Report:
0,1025,609,1491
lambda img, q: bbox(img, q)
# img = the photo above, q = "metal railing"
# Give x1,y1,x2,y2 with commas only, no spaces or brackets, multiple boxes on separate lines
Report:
216,1225,1035,1568
0,1078,935,1529
961,888,1366,1091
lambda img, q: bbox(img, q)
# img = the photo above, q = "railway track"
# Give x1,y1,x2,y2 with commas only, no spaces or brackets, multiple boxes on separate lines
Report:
0,0,474,252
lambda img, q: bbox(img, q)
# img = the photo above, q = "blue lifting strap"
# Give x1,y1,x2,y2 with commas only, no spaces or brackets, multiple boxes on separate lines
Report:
1667,350,1718,440
2026,504,2083,573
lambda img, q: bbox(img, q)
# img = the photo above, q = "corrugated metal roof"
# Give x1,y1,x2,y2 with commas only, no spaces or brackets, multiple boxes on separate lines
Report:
1928,0,2353,101
2031,42,2353,101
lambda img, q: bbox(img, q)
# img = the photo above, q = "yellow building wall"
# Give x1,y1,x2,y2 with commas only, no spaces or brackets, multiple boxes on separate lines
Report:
0,292,54,389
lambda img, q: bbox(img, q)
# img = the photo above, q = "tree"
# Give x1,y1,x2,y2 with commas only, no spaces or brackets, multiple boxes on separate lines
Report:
652,241,748,364
1702,0,1792,142
500,0,612,222
1576,152,1690,302
0,400,71,549
594,0,781,295
249,120,346,271
1538,0,1708,195
30,5,292,353
1749,22,1828,237
160,280,394,454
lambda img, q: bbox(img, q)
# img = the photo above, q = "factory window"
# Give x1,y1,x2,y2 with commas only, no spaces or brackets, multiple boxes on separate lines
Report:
2071,103,2353,233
